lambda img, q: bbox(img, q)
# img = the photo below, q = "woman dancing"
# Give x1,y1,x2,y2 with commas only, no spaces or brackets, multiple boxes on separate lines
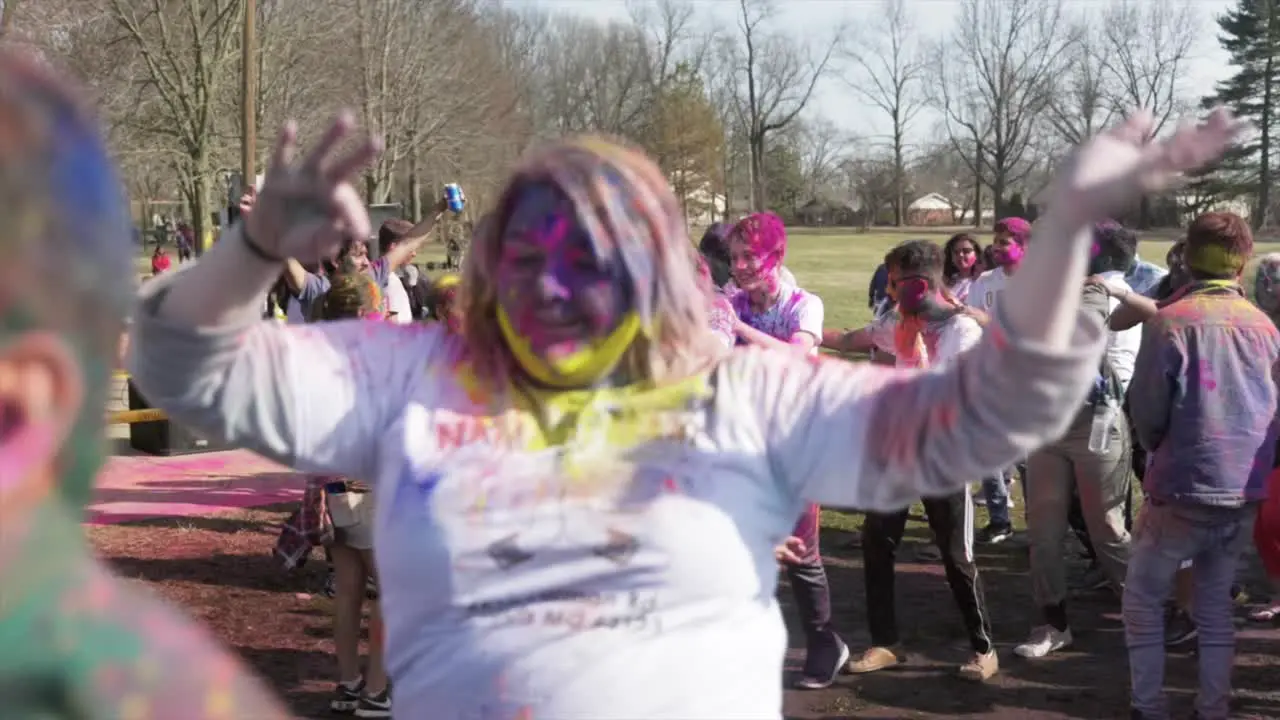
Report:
128,109,1242,718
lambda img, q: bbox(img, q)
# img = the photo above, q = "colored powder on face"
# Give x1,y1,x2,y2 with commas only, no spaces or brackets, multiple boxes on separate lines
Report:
895,277,932,313
992,242,1024,268
736,213,786,273
1186,242,1247,278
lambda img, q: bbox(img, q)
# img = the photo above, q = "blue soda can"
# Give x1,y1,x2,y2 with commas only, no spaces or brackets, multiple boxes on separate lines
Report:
444,183,465,214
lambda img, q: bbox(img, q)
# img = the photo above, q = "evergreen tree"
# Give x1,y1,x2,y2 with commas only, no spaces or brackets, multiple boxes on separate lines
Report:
1202,0,1280,229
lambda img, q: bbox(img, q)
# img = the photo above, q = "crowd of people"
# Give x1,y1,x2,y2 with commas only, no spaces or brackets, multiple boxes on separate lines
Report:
2,46,1276,720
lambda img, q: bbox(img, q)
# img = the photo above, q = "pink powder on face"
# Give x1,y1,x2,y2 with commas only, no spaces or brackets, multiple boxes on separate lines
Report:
729,213,787,293
499,185,627,355
992,241,1025,268
895,277,931,313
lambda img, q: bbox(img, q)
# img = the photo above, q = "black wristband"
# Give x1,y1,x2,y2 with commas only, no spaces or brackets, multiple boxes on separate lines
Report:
240,225,284,264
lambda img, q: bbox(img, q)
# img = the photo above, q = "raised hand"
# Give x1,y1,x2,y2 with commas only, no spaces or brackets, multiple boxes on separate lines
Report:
1045,107,1246,223
243,112,382,264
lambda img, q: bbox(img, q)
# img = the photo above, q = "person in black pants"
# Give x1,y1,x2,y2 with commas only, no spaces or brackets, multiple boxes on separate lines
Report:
850,492,996,680
842,239,997,682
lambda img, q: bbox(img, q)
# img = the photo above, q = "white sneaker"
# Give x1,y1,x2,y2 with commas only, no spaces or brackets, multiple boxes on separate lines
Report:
1014,625,1072,658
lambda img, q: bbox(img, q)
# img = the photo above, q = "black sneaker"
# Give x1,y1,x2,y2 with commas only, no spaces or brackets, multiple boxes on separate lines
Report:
977,524,1013,544
330,677,364,714
354,688,392,718
1164,608,1198,647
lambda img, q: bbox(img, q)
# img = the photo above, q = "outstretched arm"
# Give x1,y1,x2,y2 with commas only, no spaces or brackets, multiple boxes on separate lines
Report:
129,113,435,479
381,200,447,271
753,108,1245,511
821,327,876,354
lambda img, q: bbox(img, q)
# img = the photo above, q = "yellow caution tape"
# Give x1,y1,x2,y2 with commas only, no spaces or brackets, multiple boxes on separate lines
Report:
106,408,168,425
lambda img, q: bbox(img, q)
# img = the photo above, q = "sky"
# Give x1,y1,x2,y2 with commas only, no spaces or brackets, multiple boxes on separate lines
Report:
515,0,1237,148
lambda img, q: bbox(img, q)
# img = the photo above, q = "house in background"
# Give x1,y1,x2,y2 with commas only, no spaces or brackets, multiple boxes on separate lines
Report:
907,193,958,226
679,183,727,226
795,197,862,226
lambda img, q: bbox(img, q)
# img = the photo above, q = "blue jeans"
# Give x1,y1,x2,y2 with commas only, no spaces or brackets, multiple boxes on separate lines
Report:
1123,501,1256,720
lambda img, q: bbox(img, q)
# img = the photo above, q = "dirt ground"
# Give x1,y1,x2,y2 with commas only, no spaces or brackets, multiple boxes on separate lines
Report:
88,506,1280,720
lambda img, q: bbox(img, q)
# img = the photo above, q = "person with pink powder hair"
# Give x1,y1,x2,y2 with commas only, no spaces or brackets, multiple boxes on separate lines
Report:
726,212,848,689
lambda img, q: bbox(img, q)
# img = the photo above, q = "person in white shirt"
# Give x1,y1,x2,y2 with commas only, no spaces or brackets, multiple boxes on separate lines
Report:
126,109,1242,719
1087,222,1143,391
725,212,846,690
942,232,986,304
377,220,422,325
829,240,997,681
965,216,1032,543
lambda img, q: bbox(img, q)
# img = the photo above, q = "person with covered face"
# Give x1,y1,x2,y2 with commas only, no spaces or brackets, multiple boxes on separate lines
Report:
837,239,998,681
124,107,1243,717
965,216,1032,544
724,212,848,689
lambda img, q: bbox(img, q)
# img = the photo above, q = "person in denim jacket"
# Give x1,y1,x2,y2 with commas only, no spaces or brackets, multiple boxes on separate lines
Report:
1124,212,1280,720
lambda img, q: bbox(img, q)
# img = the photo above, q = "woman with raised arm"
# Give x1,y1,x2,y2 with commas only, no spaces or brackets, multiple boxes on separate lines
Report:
128,109,1242,718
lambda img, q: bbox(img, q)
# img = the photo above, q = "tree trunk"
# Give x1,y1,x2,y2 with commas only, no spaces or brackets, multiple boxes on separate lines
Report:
972,141,983,228
0,0,18,38
191,172,210,256
1258,51,1274,230
409,151,421,223
893,126,904,226
749,131,765,211
992,175,1006,224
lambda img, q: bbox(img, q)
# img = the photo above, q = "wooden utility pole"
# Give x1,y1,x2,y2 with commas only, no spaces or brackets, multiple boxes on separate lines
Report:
241,0,257,190
0,0,21,39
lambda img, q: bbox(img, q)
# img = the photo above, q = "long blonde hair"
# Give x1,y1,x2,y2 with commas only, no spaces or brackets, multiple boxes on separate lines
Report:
460,136,726,386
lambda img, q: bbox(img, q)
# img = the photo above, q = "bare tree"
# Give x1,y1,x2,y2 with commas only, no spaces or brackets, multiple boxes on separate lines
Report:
730,0,838,211
630,0,707,91
704,37,749,221
1100,0,1195,136
796,118,846,201
1099,0,1196,226
108,0,245,253
936,0,1074,220
1045,19,1115,147
837,153,896,228
839,0,925,225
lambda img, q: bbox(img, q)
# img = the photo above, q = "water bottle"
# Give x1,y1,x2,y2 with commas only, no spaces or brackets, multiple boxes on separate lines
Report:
1088,396,1118,454
444,183,465,214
